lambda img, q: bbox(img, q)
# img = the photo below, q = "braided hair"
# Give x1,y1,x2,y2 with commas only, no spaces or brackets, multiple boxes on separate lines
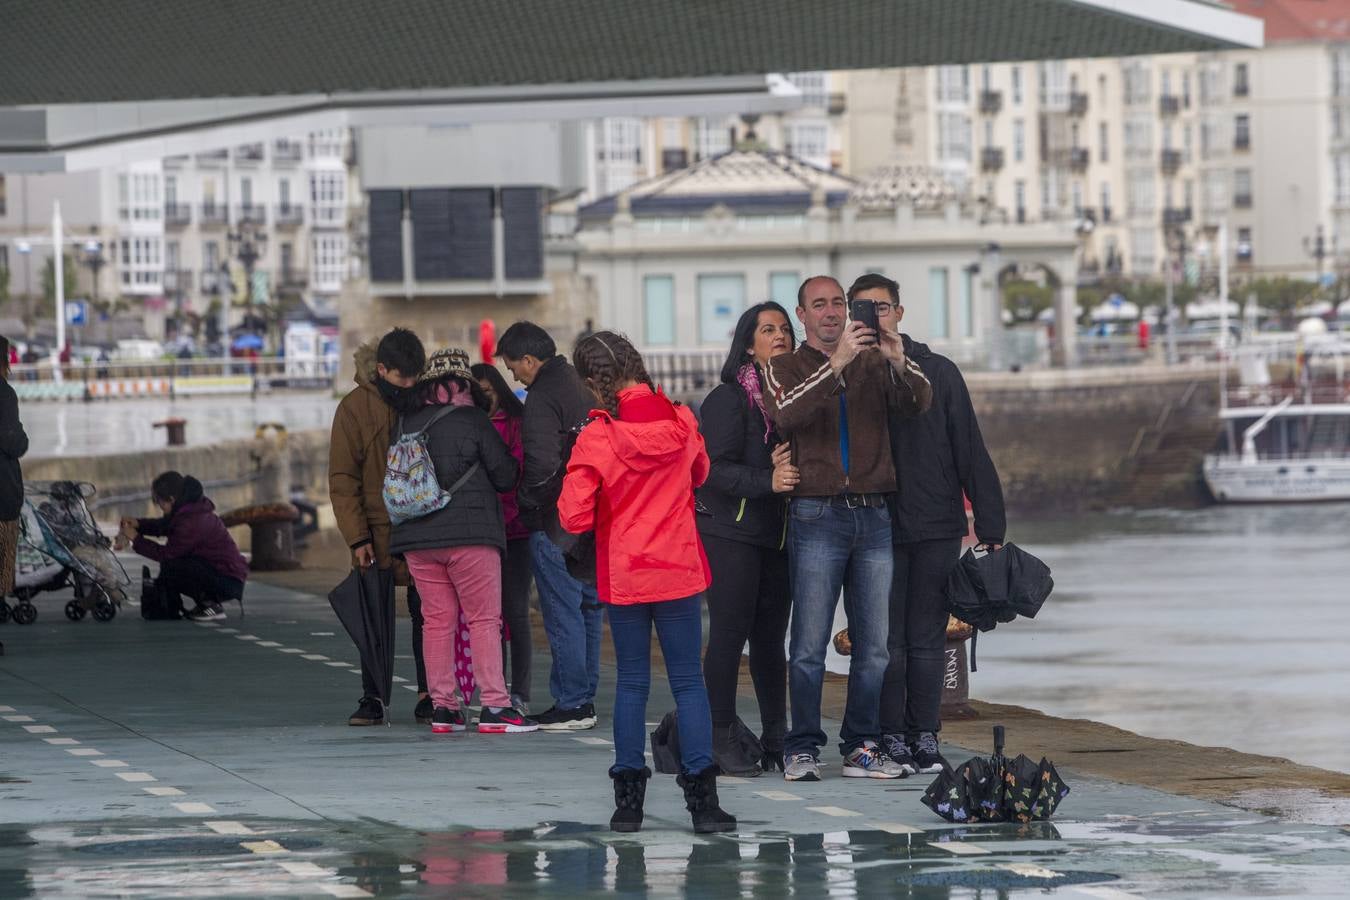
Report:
571,331,654,417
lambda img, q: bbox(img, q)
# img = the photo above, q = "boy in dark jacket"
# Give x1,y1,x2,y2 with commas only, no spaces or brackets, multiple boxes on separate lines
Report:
863,273,1006,775
497,321,602,731
118,472,249,621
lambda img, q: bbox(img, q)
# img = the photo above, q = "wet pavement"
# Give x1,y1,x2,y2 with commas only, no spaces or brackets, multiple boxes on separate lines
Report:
3,579,1349,898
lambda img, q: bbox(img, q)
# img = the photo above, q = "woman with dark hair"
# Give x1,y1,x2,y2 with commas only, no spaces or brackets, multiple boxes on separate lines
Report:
389,349,535,735
696,301,799,774
117,470,249,620
0,337,28,654
559,331,735,835
470,362,533,712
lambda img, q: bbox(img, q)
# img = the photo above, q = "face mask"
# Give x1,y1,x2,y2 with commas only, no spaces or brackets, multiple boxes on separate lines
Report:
375,377,410,406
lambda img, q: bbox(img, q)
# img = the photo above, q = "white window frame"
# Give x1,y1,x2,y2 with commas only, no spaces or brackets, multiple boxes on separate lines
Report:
785,120,830,167
309,171,347,227
117,236,164,292
310,233,348,292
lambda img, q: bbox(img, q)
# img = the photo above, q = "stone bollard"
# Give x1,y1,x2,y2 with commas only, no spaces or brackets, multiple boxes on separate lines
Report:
940,617,978,720
154,418,187,446
236,423,300,570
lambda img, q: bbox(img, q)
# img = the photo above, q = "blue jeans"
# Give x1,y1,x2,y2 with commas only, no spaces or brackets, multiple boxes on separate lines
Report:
530,531,602,709
607,596,713,774
784,498,894,757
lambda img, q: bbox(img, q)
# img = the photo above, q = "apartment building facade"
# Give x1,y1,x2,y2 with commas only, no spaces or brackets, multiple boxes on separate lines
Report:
0,128,357,340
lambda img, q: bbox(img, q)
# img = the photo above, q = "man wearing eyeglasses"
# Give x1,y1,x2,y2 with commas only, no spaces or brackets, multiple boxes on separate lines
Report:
854,272,1006,777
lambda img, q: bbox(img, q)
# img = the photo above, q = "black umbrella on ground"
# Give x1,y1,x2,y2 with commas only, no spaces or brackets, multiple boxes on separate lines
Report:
944,543,1054,670
921,726,1070,824
328,566,396,714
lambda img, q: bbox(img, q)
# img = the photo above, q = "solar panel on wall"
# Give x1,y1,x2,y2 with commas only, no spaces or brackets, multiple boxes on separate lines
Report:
501,187,544,280
367,189,404,283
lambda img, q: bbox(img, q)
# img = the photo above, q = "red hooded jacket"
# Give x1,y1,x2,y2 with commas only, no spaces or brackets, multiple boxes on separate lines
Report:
558,385,711,605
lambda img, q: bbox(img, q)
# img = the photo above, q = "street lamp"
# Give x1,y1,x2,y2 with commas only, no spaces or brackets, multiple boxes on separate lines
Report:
1302,224,1335,283
224,220,269,343
79,235,106,306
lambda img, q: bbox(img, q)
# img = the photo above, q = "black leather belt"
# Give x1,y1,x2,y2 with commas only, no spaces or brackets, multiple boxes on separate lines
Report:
826,492,888,509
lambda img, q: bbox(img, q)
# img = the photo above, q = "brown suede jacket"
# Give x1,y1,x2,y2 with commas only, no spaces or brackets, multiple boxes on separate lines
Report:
764,343,932,496
327,344,408,583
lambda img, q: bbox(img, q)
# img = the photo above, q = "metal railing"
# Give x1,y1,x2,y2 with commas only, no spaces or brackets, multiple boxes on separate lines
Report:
10,356,339,386
643,349,724,397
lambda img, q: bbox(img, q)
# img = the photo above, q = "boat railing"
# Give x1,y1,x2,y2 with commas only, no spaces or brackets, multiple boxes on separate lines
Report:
1225,382,1350,409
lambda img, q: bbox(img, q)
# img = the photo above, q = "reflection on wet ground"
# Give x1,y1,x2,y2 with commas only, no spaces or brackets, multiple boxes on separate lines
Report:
2,810,1349,898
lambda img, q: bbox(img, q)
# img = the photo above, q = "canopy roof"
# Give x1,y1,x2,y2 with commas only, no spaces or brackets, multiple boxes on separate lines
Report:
0,0,1262,106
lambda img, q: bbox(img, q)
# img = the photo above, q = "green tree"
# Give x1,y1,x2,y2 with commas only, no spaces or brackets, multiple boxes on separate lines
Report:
1002,279,1054,322
0,265,10,311
41,253,79,309
1248,276,1320,326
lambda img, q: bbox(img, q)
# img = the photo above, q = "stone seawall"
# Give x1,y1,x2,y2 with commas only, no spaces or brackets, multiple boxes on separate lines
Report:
24,430,331,523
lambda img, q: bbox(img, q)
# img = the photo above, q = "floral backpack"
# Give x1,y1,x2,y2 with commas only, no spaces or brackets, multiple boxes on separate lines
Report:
382,407,479,526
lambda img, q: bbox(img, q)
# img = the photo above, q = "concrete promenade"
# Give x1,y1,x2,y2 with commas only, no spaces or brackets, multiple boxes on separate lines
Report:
3,560,1348,898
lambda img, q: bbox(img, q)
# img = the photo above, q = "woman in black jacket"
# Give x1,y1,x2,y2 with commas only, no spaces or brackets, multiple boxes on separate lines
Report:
389,348,534,736
696,302,799,774
0,337,28,655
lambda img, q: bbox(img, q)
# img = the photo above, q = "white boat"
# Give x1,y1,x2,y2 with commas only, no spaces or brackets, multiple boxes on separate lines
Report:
1203,340,1350,503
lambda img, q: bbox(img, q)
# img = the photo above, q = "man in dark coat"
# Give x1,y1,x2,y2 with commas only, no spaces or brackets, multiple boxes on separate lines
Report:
0,337,28,657
858,273,1005,776
497,321,601,731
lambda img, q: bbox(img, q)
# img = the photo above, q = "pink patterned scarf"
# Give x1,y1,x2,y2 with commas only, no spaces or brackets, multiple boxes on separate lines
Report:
737,363,774,444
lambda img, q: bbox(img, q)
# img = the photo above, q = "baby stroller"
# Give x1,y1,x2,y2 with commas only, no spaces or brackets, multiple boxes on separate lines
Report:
0,481,131,625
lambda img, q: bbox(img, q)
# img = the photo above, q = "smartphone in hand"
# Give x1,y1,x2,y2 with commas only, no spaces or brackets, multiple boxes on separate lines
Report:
848,299,880,338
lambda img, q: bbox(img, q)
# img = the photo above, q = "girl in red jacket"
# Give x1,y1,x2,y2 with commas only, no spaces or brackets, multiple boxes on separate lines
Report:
558,332,736,835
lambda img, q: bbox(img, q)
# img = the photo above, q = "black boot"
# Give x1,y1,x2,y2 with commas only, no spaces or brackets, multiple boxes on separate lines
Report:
677,766,737,834
760,721,786,773
610,766,651,833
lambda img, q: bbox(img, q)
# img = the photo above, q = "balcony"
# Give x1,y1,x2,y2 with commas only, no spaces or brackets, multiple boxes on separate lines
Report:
1234,133,1251,151
200,203,228,227
163,269,192,294
195,149,228,167
273,140,304,164
979,90,1002,116
279,268,307,289
1234,193,1253,209
200,269,221,293
1159,95,1181,117
236,203,267,224
1069,147,1090,172
1162,206,1193,227
275,204,304,227
1101,205,1113,222
163,154,189,169
164,203,192,227
1236,241,1253,264
662,148,688,172
310,204,346,228
827,92,847,116
980,147,1005,172
235,143,265,164
1160,148,1183,175
1068,92,1089,117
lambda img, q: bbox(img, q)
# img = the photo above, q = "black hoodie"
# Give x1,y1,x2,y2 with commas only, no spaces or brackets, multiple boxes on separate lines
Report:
887,336,1006,545
0,379,29,521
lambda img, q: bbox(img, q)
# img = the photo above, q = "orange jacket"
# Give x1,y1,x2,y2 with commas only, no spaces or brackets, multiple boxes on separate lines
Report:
558,385,711,605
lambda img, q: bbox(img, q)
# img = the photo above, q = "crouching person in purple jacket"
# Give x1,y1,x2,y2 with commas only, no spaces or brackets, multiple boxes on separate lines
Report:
118,471,250,621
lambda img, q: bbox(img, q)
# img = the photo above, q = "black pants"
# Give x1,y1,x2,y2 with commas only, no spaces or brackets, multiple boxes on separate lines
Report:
878,537,962,738
360,583,427,699
501,537,534,703
701,534,791,744
156,556,244,610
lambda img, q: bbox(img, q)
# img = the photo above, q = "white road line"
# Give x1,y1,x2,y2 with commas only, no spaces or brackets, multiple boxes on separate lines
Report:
115,772,158,783
807,806,862,818
44,737,79,745
256,641,282,648
193,621,220,627
0,706,14,712
301,654,329,661
204,821,256,836
22,725,57,734
720,776,753,784
754,790,803,801
401,684,419,692
319,885,372,898
572,736,612,745
392,676,408,683
143,786,185,797
310,632,335,636
172,801,217,814
235,635,261,641
325,661,353,668
278,862,329,877
217,628,240,634
241,840,288,854
66,748,103,757
929,841,990,855
868,822,924,835
278,648,305,654
3,715,35,722
90,759,129,768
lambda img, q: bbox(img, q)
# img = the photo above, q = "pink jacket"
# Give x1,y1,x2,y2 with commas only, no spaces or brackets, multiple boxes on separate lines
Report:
491,412,528,540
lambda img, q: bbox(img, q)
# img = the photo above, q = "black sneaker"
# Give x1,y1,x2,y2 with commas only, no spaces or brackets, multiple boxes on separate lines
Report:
478,706,539,734
185,602,225,621
911,732,948,774
880,734,918,777
534,702,598,731
414,695,433,725
431,707,466,734
348,697,384,726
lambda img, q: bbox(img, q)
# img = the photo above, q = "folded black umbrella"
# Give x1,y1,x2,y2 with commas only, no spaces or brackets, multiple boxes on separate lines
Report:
650,711,765,776
944,543,1054,670
922,726,1070,825
328,566,396,713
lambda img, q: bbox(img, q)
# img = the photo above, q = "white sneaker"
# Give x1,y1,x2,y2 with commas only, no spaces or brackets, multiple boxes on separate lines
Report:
783,753,821,782
842,742,905,779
